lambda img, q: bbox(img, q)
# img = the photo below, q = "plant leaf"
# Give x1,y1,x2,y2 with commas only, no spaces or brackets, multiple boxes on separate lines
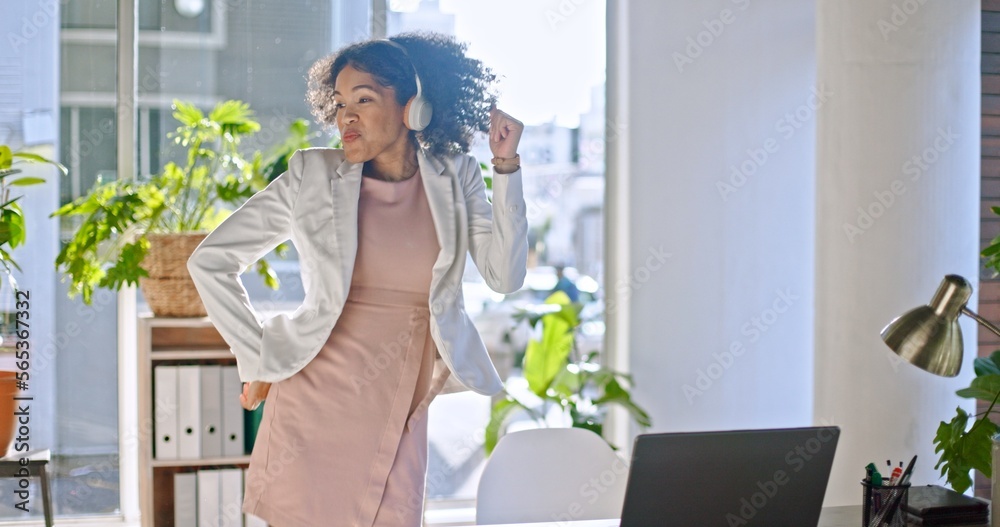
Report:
933,408,998,494
594,377,653,428
523,314,574,396
256,259,280,290
0,205,25,249
974,351,1000,376
485,397,526,455
0,146,11,170
171,99,205,127
550,366,582,398
12,152,67,174
9,177,45,187
955,374,1000,400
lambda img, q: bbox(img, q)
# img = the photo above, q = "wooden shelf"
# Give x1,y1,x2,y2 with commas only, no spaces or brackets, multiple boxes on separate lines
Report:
151,455,251,468
138,314,260,527
150,349,236,361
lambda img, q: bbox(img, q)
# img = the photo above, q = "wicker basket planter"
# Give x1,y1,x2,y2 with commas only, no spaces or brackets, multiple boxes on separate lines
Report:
139,232,208,318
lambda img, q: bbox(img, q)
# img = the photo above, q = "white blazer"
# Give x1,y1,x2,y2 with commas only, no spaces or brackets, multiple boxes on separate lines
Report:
186,147,528,396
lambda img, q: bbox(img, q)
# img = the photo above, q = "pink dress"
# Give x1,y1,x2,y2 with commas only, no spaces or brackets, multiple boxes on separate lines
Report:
242,169,449,526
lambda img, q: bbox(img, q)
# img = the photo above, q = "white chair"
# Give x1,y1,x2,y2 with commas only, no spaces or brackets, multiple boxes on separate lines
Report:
476,427,628,524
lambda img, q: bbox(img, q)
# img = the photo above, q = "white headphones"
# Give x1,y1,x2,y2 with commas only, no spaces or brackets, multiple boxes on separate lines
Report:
381,39,433,131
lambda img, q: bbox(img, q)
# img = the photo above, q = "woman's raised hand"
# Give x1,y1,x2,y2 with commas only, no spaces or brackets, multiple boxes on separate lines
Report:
241,380,271,411
489,105,524,159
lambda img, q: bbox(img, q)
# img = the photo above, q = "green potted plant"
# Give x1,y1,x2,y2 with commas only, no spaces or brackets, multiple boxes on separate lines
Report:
932,209,1000,493
931,351,1000,493
52,99,313,317
0,145,65,454
0,145,66,290
484,290,652,454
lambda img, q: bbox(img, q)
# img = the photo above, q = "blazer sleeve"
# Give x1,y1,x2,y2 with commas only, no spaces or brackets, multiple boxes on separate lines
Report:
186,149,305,382
463,156,528,294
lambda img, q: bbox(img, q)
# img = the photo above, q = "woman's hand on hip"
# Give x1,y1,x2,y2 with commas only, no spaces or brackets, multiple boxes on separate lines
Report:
489,105,524,159
241,380,271,411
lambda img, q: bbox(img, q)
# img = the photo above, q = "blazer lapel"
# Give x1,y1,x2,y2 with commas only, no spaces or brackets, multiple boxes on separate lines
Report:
332,159,364,298
418,149,457,297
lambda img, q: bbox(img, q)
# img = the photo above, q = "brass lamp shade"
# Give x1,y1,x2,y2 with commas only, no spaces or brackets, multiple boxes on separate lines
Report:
880,275,972,377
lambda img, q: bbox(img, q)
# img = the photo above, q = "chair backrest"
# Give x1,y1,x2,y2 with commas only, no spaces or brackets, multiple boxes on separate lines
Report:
476,427,627,524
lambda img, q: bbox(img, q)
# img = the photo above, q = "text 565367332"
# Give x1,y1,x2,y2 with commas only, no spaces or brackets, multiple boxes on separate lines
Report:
12,290,33,513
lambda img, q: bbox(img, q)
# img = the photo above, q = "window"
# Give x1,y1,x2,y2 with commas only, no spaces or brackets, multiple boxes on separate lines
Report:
7,0,605,522
10,0,361,521
387,0,608,517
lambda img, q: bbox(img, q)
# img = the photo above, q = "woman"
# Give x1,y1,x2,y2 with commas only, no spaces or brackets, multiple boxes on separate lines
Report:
186,32,527,526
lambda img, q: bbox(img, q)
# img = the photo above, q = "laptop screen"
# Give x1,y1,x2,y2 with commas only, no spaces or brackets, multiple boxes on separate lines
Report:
620,426,840,527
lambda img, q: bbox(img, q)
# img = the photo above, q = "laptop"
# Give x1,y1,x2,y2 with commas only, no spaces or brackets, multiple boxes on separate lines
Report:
616,426,841,526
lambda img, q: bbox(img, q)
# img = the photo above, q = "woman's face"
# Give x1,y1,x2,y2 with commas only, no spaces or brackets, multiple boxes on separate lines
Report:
333,65,410,164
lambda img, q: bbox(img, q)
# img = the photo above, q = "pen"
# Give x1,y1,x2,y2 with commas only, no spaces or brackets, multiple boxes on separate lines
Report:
865,463,883,515
870,455,917,527
864,465,873,525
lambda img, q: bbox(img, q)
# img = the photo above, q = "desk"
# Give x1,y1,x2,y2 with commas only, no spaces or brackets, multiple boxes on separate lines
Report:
475,505,863,526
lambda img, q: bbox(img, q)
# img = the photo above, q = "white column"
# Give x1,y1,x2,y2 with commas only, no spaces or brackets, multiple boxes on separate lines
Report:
118,0,141,521
613,0,817,437
814,0,980,505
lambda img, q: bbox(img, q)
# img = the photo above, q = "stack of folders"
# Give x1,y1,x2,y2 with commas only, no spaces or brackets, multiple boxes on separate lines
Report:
155,365,258,459
903,485,989,526
173,468,268,526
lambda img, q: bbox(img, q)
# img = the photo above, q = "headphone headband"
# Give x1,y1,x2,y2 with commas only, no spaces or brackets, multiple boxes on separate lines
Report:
381,39,422,98
378,38,432,131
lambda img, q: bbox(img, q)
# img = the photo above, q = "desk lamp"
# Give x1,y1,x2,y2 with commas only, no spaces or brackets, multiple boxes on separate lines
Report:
881,274,1000,377
882,276,1000,527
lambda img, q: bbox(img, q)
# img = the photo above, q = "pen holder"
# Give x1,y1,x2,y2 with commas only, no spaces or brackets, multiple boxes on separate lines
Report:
861,480,910,527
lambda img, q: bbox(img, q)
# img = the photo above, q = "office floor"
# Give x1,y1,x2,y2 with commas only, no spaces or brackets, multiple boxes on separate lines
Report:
0,453,120,521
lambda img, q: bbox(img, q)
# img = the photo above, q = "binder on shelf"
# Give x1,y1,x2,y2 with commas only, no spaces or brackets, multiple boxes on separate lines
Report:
173,472,197,527
221,366,245,457
153,365,178,460
177,365,202,459
219,468,243,527
200,365,224,458
197,469,221,527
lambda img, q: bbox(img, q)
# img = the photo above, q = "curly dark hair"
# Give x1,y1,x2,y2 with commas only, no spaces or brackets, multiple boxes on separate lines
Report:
306,31,498,157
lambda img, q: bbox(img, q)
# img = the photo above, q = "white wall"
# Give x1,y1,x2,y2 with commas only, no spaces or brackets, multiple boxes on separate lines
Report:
611,0,982,507
611,0,817,437
814,0,981,505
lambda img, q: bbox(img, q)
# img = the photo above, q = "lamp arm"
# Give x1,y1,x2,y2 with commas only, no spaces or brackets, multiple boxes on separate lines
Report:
961,306,1000,339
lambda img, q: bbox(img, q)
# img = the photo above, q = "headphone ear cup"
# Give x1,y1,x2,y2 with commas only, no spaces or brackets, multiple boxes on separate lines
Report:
406,94,433,131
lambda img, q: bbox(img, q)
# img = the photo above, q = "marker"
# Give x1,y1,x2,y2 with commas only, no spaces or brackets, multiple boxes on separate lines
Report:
865,463,883,486
876,455,917,526
889,460,903,486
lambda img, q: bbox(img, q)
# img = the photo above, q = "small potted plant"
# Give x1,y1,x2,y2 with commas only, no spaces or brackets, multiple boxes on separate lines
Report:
0,145,66,454
52,99,313,317
485,290,652,454
0,145,66,290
